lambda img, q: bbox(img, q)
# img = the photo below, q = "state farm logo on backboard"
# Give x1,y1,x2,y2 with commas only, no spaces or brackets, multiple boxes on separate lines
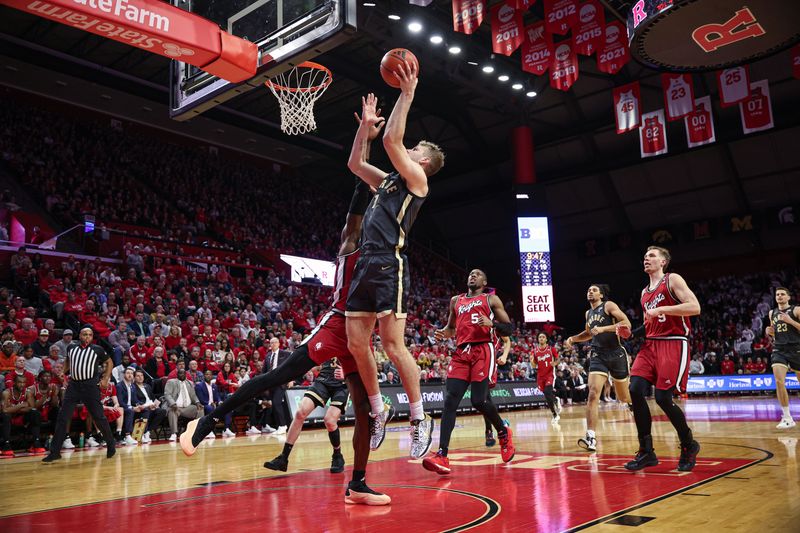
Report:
498,4,515,23
163,43,195,57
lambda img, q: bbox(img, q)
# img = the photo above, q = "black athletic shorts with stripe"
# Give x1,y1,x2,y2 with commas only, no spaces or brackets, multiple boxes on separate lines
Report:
589,346,630,381
304,380,349,410
346,252,410,319
772,344,800,372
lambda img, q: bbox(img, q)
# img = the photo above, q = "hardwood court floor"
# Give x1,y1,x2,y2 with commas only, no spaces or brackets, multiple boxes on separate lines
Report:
1,396,798,532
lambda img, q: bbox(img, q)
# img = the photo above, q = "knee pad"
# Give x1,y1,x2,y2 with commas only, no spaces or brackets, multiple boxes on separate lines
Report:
629,376,650,399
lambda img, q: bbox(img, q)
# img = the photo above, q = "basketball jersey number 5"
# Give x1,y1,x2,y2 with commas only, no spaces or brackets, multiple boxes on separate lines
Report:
471,313,482,324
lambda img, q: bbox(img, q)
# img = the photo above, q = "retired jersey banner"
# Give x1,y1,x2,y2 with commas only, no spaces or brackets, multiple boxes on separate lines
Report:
640,109,668,158
521,21,553,75
662,73,695,121
491,0,524,56
597,21,629,74
684,96,716,148
452,0,486,35
793,44,800,79
544,0,578,35
574,0,605,56
717,66,750,107
740,80,774,135
550,38,579,91
613,81,641,134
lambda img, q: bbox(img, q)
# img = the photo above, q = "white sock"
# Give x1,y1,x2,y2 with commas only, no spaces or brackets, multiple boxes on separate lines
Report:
368,394,384,416
410,400,424,422
782,406,792,419
587,429,596,438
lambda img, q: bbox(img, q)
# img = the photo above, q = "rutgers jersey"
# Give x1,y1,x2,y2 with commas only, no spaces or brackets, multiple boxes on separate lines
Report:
641,114,667,156
533,345,557,379
741,87,772,130
687,102,713,145
100,383,117,406
454,293,494,346
641,273,691,338
665,75,693,119
616,90,639,131
331,250,360,314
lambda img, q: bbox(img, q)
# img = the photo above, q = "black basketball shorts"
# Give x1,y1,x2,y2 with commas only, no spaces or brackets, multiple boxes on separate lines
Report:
771,344,800,373
304,380,349,410
346,253,410,319
588,346,630,381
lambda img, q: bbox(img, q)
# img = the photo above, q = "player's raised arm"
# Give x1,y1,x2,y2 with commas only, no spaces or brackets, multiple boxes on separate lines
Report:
382,62,429,197
348,93,388,188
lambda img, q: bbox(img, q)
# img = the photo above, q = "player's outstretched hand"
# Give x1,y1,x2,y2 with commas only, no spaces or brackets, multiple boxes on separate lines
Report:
434,327,451,341
354,108,385,141
359,93,382,127
394,61,418,94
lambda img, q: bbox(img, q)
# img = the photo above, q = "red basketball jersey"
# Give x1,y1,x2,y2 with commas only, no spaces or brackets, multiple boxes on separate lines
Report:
100,384,117,406
8,387,27,408
533,345,557,379
641,272,690,338
331,250,360,314
454,293,494,346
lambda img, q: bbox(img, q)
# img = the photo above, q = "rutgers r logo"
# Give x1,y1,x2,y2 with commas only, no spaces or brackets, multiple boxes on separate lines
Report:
691,8,765,53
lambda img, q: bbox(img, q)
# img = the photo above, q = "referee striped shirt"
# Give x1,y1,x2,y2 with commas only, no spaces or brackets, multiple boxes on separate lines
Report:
67,342,108,381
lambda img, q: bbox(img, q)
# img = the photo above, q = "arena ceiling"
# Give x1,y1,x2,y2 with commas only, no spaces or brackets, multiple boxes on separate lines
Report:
1,0,799,300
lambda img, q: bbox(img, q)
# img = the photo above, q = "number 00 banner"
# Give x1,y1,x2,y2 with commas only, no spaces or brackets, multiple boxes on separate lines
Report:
684,96,716,148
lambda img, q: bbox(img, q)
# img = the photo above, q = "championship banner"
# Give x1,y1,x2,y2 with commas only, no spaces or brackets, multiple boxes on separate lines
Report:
491,0,524,55
549,38,579,91
514,0,536,9
717,66,750,107
793,44,800,79
597,21,630,74
574,0,605,56
544,0,578,35
613,81,641,134
684,96,716,148
662,73,695,121
739,79,774,135
287,381,546,422
521,21,553,75
452,0,486,35
640,109,668,158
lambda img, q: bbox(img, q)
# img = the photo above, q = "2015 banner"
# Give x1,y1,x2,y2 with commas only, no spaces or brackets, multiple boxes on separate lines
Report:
491,0,524,55
613,81,641,134
550,38,579,91
597,21,629,74
662,73,695,121
639,109,668,158
740,79,774,134
717,66,750,107
452,0,486,35
684,96,716,148
521,21,552,75
574,0,605,56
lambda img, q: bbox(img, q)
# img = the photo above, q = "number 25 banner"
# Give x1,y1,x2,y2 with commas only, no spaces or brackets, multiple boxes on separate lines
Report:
491,0,524,55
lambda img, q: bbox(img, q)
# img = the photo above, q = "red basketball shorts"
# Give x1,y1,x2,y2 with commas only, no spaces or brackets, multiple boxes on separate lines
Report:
631,337,690,392
103,406,122,422
301,311,357,376
537,372,554,392
448,342,496,383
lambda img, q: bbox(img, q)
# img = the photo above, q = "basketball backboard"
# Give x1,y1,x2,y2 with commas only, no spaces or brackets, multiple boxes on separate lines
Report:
169,0,356,120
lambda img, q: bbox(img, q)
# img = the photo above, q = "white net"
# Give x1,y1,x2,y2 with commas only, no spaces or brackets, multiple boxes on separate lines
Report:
265,62,332,136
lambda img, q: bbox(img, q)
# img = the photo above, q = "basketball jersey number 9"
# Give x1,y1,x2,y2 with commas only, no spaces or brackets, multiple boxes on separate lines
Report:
657,314,667,323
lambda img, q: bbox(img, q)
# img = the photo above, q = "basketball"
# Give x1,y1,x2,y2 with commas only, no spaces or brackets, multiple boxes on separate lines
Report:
380,48,419,88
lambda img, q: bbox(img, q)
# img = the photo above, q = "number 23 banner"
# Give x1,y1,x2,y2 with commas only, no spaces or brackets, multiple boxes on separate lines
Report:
640,109,668,158
662,73,695,121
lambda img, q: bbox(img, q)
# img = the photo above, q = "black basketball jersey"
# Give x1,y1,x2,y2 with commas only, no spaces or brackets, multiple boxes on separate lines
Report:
587,302,620,349
361,172,426,254
315,358,345,388
772,306,800,346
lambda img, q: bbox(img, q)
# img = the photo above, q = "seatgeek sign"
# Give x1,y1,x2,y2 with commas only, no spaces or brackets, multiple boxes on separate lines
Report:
687,373,800,393
5,0,256,82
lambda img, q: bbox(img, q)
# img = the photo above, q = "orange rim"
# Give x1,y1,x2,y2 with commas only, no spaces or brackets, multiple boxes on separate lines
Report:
264,61,332,93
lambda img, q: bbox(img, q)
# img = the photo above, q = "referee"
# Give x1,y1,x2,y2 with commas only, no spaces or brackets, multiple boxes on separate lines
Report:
43,327,116,462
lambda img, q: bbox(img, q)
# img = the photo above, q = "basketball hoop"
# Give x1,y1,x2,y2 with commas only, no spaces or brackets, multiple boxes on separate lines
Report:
265,61,332,135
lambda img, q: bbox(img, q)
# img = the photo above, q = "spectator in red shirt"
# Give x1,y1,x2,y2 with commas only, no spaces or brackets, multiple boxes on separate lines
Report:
744,357,758,374
216,361,239,399
754,357,767,374
14,318,38,346
5,356,35,390
720,355,735,375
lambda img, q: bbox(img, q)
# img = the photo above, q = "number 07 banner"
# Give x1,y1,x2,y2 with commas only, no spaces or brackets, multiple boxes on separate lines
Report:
739,80,774,135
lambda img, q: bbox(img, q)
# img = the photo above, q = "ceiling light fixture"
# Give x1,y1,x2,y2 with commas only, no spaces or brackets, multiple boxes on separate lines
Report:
448,46,461,54
498,75,509,82
512,83,523,90
408,21,423,32
526,91,537,97
388,14,401,20
430,35,443,44
482,65,494,73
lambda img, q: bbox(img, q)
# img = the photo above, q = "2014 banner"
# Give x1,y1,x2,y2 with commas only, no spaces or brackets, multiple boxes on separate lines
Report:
684,96,716,148
613,81,641,134
740,79,774,135
521,21,552,75
452,0,486,35
662,73,695,121
491,0,525,55
640,109,668,158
